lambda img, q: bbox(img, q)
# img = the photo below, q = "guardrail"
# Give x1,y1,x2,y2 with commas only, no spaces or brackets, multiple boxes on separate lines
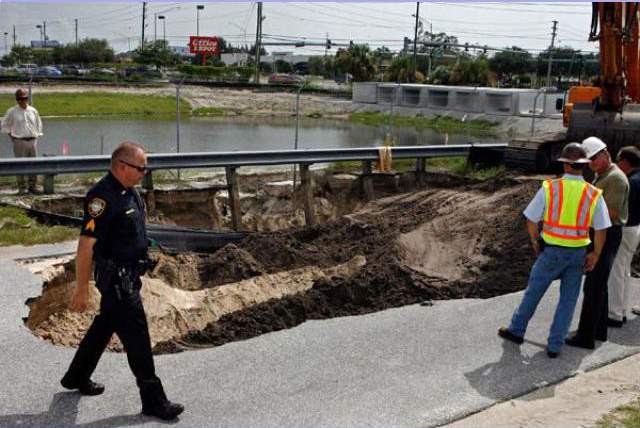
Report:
0,144,506,230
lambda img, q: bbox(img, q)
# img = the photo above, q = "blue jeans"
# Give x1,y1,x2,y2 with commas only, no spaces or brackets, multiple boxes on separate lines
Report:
508,245,586,353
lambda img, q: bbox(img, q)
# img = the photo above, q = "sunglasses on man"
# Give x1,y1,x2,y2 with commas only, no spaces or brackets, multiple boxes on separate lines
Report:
16,97,28,101
119,159,148,173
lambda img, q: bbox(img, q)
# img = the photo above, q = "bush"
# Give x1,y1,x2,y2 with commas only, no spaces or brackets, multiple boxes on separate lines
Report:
176,64,253,82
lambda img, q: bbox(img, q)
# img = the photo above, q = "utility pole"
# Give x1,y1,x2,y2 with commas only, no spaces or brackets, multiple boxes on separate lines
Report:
412,2,420,82
43,21,46,46
141,2,147,50
74,18,78,46
325,32,329,57
545,20,558,88
12,25,16,48
3,32,7,55
254,1,263,84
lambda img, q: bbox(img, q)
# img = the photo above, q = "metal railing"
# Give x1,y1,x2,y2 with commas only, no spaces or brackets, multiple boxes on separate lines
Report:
0,144,506,176
0,144,506,231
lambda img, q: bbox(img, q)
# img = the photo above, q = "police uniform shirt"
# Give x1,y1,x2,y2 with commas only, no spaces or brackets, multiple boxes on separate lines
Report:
523,173,611,231
80,171,149,262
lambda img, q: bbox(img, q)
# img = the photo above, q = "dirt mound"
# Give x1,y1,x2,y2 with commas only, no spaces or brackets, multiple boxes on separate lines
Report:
156,177,539,351
26,176,541,353
149,244,266,290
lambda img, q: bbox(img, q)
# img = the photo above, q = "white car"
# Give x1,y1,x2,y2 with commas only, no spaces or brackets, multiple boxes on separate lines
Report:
15,63,38,74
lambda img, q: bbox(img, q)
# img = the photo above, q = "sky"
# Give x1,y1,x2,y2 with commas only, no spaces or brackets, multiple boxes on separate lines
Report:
0,1,597,57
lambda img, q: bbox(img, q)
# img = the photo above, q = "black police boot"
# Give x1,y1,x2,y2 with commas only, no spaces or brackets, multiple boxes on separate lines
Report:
60,373,105,396
139,378,184,421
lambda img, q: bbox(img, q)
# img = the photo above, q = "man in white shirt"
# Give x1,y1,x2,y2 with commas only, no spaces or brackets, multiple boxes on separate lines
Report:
1,88,43,194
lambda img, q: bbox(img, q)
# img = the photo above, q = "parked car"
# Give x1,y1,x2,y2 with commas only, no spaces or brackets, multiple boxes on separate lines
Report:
268,73,305,86
15,64,38,74
120,65,162,79
90,68,116,76
62,65,90,76
36,66,62,77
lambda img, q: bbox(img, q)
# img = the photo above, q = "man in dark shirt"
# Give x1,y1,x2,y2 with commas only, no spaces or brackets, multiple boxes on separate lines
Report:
610,146,640,324
60,141,184,421
566,136,628,349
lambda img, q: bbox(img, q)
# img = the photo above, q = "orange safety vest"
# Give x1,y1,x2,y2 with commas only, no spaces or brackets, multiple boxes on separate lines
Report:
541,178,602,247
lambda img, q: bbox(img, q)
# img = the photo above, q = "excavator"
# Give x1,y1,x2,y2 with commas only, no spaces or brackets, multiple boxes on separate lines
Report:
505,2,640,171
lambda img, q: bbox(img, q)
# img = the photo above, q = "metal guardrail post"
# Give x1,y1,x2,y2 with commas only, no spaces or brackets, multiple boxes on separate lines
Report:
225,166,242,231
299,163,316,226
43,174,55,194
416,157,426,188
362,160,374,201
142,171,154,190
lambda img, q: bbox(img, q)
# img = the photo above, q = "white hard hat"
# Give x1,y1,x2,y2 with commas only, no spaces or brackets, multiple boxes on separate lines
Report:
582,136,607,159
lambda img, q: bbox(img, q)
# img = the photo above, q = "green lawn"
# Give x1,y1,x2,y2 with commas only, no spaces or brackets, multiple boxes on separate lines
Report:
0,206,77,246
0,92,191,117
349,112,497,136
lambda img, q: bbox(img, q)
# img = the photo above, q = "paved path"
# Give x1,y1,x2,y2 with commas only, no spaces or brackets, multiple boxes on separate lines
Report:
1,243,639,427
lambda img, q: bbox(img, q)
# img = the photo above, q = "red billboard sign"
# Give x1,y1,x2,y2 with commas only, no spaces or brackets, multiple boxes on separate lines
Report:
189,36,220,55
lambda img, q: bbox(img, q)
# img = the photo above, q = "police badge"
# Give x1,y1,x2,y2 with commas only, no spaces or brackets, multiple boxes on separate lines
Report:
87,198,106,218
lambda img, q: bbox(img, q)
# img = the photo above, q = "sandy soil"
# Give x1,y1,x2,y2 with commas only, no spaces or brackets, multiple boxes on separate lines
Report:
445,352,640,428
25,176,539,351
0,84,354,118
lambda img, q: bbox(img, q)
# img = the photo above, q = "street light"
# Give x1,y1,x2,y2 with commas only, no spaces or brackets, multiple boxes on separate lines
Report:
3,32,8,55
197,5,204,36
154,5,180,43
35,25,43,45
158,15,166,48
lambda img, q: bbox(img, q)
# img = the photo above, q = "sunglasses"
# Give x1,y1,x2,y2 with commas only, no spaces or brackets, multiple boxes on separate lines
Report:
16,97,28,101
119,159,148,173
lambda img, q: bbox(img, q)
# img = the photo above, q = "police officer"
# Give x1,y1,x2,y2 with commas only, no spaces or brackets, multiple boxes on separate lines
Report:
60,141,184,420
498,142,610,358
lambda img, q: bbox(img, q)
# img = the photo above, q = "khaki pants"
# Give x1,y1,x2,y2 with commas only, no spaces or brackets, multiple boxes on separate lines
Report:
10,136,37,192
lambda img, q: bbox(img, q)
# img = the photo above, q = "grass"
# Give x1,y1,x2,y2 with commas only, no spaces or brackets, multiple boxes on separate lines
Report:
349,112,497,136
192,107,228,116
0,93,191,117
597,399,640,428
329,156,504,179
0,205,77,246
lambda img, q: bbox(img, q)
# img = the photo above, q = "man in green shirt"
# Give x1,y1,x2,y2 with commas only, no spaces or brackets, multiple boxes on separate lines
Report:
566,136,629,350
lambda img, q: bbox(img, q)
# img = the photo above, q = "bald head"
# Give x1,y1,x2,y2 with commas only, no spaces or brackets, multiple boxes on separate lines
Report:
111,141,146,168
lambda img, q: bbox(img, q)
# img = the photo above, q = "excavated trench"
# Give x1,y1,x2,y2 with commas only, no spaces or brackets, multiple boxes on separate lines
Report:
24,170,544,354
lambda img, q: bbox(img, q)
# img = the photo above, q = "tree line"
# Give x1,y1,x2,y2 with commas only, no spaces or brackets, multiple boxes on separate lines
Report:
0,34,600,89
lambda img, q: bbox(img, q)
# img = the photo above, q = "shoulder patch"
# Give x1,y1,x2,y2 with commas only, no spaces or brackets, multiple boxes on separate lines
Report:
87,197,106,218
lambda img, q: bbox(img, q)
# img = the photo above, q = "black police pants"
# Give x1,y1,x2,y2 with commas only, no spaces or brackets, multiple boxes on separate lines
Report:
63,279,157,386
576,225,622,342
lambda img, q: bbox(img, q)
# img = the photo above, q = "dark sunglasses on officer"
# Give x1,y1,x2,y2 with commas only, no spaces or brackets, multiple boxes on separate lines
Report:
119,159,148,173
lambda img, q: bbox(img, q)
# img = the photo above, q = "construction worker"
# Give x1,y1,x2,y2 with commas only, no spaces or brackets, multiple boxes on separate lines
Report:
608,146,640,326
498,142,610,358
566,136,628,349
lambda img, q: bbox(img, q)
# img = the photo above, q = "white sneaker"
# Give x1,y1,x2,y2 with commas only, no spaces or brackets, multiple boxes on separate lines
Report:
632,306,640,316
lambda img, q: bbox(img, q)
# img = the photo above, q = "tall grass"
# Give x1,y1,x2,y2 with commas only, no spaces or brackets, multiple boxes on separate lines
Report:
0,93,191,117
349,112,496,136
0,206,77,246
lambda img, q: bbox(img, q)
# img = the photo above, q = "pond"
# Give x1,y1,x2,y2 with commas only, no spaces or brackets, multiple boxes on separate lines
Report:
0,115,503,159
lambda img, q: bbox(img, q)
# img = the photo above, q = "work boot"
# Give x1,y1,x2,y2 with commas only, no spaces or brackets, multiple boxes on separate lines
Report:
139,378,184,421
497,326,524,344
60,374,105,396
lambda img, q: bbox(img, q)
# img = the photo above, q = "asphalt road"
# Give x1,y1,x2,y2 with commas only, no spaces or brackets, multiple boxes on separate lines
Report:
1,242,639,428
